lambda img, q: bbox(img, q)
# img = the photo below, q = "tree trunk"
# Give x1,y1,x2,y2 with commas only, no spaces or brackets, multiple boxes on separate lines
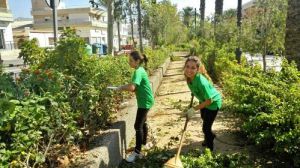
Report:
117,21,121,51
107,0,114,55
137,0,143,53
129,4,136,48
215,0,223,23
285,0,300,69
263,44,267,72
236,0,242,64
214,0,223,43
200,0,205,37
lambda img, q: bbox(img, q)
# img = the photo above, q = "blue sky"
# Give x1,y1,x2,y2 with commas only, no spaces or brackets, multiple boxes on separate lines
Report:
8,0,252,19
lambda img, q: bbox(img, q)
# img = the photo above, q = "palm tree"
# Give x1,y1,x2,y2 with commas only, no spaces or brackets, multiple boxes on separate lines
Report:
182,7,193,27
137,0,143,53
285,0,300,69
200,0,205,37
215,0,224,23
125,0,136,48
236,0,242,64
114,0,124,51
98,0,114,55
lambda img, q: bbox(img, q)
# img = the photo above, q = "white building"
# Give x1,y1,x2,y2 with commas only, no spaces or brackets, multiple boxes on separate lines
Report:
12,19,60,48
113,22,130,50
28,0,131,51
31,0,109,45
0,0,14,50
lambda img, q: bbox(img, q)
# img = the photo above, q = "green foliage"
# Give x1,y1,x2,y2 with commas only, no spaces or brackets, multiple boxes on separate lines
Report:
0,94,78,167
144,47,171,74
0,29,171,166
18,38,45,66
143,0,188,47
181,7,194,27
0,73,18,99
44,28,88,73
212,46,300,165
182,149,253,168
241,0,288,56
120,148,253,168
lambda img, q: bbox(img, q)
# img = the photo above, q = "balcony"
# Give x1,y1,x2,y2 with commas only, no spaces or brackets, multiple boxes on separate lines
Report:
0,8,13,22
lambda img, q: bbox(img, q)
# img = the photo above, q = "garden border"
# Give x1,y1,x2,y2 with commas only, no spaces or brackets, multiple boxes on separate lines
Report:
79,57,171,168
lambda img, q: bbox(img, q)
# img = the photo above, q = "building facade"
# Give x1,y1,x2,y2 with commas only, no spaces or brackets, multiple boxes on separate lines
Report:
0,0,14,50
30,0,131,50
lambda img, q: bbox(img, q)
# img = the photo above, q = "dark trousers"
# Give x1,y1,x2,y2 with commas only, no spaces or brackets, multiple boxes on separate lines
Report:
200,108,219,151
134,108,149,153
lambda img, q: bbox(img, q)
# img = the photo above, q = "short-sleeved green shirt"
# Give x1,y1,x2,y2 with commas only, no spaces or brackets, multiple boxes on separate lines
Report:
188,73,222,110
131,66,154,109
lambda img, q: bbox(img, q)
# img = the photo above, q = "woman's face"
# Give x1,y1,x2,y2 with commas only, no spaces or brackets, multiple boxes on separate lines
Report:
129,56,139,68
184,60,198,79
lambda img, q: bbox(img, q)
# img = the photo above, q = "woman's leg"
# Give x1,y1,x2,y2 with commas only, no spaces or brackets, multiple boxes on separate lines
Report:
134,108,149,153
200,108,218,151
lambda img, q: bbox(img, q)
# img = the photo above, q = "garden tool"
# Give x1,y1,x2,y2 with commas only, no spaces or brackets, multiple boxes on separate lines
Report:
164,94,194,168
106,86,119,90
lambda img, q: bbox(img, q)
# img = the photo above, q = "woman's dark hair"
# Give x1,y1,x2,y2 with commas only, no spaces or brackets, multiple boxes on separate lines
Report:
130,51,148,69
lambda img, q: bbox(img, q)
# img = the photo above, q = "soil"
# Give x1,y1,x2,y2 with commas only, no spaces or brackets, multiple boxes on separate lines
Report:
145,55,248,155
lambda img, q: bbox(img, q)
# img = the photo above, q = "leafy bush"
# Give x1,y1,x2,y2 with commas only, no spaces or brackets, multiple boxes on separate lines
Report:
182,149,253,168
0,29,171,166
18,38,45,66
0,94,78,167
119,148,253,168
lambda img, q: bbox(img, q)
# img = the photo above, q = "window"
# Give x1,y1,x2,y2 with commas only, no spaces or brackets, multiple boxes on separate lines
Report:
45,17,50,21
49,37,54,45
0,29,4,49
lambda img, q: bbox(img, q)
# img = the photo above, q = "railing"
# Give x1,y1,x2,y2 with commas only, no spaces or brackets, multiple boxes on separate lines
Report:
0,42,18,50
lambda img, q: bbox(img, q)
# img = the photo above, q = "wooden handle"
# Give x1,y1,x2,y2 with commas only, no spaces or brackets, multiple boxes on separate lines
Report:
175,94,194,158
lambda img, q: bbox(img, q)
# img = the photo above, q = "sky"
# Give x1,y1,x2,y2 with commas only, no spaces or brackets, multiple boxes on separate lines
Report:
8,0,253,19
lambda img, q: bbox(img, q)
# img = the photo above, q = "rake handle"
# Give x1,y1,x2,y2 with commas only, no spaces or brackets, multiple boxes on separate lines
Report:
175,94,194,160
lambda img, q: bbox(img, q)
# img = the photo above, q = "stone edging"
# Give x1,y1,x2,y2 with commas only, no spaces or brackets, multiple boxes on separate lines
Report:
79,57,171,168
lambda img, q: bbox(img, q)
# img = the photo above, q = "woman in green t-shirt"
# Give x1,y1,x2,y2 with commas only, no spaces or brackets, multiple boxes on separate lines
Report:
113,51,154,162
184,56,222,151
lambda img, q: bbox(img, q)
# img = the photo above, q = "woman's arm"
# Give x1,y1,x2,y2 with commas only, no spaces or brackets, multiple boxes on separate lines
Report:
118,83,136,92
194,99,212,111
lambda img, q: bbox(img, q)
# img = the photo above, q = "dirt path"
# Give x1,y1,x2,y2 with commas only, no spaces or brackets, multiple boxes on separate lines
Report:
145,54,247,154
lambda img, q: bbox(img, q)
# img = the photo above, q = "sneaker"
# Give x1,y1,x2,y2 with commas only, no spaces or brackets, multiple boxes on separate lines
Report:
125,151,143,163
143,142,153,150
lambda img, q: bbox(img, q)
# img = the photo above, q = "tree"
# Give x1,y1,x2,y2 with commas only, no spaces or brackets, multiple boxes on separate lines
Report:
137,0,143,53
285,0,300,69
114,0,124,51
215,0,224,24
182,7,194,27
98,0,114,55
236,0,242,64
142,0,187,48
242,0,287,71
200,0,205,37
126,0,136,47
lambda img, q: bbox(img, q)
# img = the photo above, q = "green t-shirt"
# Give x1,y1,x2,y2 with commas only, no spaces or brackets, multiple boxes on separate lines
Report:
131,66,154,109
187,73,222,110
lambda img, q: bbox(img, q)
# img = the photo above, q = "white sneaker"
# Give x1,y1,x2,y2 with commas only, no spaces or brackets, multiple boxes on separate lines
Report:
125,151,143,163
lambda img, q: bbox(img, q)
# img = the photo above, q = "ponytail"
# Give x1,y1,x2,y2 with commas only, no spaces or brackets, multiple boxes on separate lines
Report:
130,51,148,69
199,63,212,82
142,54,148,70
